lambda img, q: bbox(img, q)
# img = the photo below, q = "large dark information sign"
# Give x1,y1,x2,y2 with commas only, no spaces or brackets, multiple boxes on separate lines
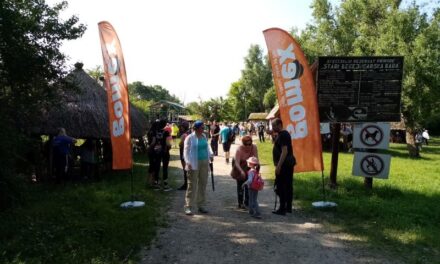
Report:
317,56,403,122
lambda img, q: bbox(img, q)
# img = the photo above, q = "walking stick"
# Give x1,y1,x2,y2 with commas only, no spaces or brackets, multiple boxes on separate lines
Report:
273,183,278,211
209,161,215,191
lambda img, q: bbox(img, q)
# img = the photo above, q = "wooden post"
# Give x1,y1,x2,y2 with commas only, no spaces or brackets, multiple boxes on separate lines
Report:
364,148,377,189
364,177,373,189
330,123,341,188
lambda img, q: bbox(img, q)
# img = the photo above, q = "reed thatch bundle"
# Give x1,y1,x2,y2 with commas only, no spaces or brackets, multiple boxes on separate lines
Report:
35,63,147,138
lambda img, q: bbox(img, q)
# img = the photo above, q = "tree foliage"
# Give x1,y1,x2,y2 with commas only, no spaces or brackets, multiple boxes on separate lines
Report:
298,0,440,132
86,65,104,82
263,86,277,111
226,45,273,121
128,81,181,104
240,45,273,112
187,45,273,122
0,0,86,208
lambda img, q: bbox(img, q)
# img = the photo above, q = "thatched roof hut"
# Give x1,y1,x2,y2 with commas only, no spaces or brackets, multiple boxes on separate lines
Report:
248,112,268,121
35,63,147,138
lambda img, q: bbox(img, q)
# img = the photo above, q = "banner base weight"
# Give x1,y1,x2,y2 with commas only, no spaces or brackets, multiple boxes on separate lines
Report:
120,201,145,208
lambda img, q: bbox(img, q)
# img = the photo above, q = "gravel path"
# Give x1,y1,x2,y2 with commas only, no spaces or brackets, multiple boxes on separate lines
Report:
139,142,396,264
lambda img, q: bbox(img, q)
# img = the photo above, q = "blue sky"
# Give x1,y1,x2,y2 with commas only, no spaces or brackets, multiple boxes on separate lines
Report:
49,0,317,103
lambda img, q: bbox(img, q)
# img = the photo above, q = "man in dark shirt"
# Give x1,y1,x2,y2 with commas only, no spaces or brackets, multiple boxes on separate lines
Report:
210,121,220,156
271,118,296,215
148,119,172,191
257,122,265,142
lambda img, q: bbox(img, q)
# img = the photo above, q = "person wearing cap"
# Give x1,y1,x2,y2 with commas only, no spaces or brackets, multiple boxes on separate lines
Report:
52,127,77,183
271,118,296,215
183,120,214,215
233,135,258,209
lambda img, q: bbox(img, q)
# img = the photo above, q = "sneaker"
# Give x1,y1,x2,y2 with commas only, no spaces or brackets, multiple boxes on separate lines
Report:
198,207,208,214
252,214,262,219
184,207,193,215
152,182,161,190
272,209,286,216
162,183,172,192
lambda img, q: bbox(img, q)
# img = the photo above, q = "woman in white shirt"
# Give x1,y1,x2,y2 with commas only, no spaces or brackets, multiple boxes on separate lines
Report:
183,120,213,215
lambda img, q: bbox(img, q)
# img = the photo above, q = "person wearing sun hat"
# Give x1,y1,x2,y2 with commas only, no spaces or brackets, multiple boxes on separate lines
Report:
242,156,262,219
183,120,214,215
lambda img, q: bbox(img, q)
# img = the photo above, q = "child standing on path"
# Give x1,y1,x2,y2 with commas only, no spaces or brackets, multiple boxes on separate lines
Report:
242,156,263,219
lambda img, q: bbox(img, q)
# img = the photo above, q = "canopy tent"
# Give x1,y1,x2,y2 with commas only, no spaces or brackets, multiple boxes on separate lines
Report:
149,100,186,122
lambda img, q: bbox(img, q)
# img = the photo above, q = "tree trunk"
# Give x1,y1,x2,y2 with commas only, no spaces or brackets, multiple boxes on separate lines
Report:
406,128,419,157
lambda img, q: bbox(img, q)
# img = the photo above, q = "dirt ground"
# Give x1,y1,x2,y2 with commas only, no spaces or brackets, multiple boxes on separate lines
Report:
139,141,396,264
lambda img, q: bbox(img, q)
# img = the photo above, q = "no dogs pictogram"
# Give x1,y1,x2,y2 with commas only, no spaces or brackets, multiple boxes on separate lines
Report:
360,155,384,176
360,125,383,147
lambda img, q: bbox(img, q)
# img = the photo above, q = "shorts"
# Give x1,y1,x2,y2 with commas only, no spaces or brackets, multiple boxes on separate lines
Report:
222,142,231,152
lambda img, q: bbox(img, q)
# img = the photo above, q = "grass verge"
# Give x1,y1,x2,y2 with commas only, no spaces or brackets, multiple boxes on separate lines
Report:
257,137,440,264
0,153,172,264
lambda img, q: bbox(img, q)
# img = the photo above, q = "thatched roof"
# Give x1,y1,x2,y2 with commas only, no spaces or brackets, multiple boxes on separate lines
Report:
35,63,147,138
248,113,268,120
178,115,200,122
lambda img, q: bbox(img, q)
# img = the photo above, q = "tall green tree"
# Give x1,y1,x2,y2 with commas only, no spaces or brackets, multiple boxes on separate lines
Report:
228,80,251,121
263,86,277,111
240,45,273,113
299,0,440,154
0,0,86,208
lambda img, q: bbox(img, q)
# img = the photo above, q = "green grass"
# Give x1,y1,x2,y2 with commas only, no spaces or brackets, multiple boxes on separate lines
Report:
0,154,173,264
258,137,440,264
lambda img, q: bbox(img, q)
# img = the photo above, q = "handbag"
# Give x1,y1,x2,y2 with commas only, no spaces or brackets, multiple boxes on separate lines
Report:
229,146,254,181
230,158,244,180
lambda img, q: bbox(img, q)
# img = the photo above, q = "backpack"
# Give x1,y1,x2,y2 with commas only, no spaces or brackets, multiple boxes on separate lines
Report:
250,170,264,191
228,127,235,143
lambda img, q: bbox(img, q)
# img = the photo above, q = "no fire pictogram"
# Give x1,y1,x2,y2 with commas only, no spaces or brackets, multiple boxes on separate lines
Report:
360,155,384,176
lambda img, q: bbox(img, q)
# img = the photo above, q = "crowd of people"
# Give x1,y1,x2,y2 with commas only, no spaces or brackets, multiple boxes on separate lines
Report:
51,117,432,220
145,118,295,219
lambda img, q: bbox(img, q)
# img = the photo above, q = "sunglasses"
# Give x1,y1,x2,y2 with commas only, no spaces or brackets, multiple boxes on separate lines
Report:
244,141,252,146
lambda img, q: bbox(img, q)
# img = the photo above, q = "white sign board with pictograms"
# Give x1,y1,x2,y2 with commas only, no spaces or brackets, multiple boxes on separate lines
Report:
352,152,391,179
353,123,390,150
